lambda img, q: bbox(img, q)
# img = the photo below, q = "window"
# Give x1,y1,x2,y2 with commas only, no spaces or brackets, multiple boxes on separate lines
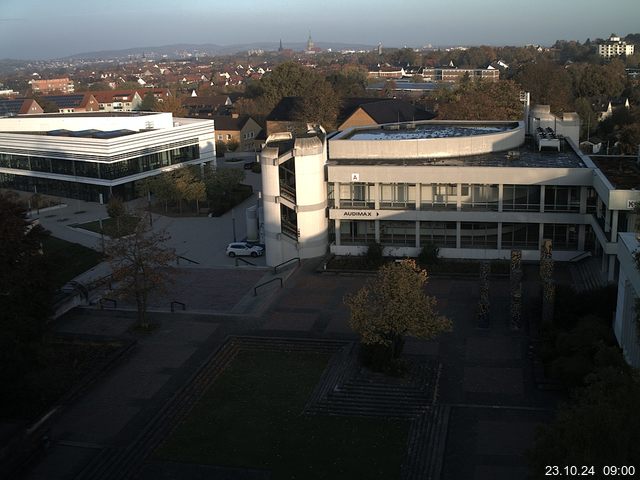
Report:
461,184,498,211
226,134,232,140
460,222,498,249
420,221,456,248
501,223,539,249
217,134,223,140
339,183,374,209
544,186,580,212
503,185,540,211
543,224,579,250
379,183,416,209
421,183,457,210
380,221,415,246
340,220,375,245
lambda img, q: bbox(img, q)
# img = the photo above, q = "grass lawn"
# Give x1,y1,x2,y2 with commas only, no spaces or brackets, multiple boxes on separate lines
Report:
73,215,139,237
154,350,409,479
42,236,103,288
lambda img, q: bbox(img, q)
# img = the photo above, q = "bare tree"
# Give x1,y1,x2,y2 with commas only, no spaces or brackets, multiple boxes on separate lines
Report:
105,221,175,329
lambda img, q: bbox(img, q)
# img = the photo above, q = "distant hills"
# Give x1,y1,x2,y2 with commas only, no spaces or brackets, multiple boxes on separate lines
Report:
62,41,378,61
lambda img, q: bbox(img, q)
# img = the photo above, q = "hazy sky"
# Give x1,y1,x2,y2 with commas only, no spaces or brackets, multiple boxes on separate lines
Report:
1,0,639,59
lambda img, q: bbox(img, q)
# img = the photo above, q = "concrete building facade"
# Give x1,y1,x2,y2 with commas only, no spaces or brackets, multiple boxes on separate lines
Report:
259,116,640,291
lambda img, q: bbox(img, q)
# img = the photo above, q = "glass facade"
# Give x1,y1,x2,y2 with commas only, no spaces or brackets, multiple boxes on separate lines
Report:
0,172,109,202
340,220,375,245
502,223,539,249
0,144,199,181
339,182,375,208
380,221,415,246
543,224,579,250
379,183,416,209
419,221,456,248
460,222,498,249
544,186,580,212
461,184,498,211
421,183,457,210
503,185,541,211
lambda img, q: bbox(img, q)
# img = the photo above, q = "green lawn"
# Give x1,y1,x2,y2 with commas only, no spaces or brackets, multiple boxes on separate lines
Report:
73,215,140,237
42,236,103,288
154,350,409,479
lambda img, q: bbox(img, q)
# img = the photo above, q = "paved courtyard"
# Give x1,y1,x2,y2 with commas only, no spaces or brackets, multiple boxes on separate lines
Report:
19,258,560,479
13,169,561,479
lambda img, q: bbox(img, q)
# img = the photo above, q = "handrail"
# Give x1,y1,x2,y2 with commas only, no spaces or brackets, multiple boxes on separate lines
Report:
235,257,256,266
170,301,186,312
86,273,113,291
273,257,300,274
254,277,283,296
99,298,117,309
176,255,200,265
569,251,592,262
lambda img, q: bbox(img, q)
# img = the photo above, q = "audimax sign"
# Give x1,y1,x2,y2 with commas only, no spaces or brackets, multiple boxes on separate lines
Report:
342,211,380,218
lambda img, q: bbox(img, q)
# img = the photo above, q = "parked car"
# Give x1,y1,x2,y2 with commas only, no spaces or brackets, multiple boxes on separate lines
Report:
226,242,264,257
243,161,255,170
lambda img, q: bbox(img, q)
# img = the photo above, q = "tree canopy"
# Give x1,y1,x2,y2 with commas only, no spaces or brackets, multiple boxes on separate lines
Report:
0,194,53,387
345,259,451,370
529,367,640,476
436,79,524,120
256,62,340,128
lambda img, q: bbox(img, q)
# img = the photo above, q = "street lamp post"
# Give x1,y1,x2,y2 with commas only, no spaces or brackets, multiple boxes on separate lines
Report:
232,208,237,242
148,191,153,227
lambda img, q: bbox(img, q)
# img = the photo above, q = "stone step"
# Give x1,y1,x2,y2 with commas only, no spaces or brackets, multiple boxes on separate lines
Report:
306,404,425,419
338,383,429,395
402,405,451,480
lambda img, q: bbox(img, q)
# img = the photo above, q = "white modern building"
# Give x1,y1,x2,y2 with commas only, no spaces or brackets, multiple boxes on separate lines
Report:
0,112,215,202
259,115,640,287
260,130,329,266
598,34,635,58
614,232,640,367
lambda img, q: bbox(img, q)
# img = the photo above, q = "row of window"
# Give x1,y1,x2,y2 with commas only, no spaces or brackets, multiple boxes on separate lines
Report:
333,183,587,213
0,144,199,181
338,220,582,250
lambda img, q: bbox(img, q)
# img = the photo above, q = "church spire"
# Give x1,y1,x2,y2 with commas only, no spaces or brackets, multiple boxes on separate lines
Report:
306,31,314,51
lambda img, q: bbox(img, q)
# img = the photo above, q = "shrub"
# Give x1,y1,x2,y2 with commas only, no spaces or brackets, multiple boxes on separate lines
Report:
364,242,384,269
418,241,439,266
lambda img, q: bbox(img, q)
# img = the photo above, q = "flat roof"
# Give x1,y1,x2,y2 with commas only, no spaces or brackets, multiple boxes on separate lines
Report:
345,123,516,141
329,137,586,168
14,112,160,119
591,156,640,189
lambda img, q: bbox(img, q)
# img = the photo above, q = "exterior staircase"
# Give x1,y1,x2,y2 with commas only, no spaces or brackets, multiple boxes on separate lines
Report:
569,256,609,292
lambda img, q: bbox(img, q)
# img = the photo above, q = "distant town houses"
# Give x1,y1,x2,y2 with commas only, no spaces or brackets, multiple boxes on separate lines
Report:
91,90,144,112
29,77,75,94
212,114,263,152
367,64,500,83
0,98,43,117
598,33,635,58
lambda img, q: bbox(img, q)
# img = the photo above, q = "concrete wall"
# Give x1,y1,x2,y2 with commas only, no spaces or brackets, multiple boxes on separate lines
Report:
293,137,328,260
614,232,640,367
0,112,174,132
330,122,524,159
328,164,592,186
